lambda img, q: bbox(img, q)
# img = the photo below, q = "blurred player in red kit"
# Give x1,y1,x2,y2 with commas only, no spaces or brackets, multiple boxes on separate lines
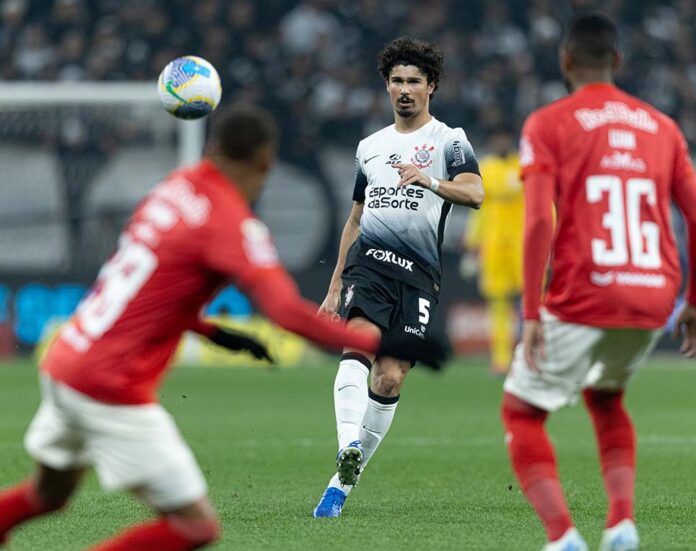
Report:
0,106,446,550
501,14,696,551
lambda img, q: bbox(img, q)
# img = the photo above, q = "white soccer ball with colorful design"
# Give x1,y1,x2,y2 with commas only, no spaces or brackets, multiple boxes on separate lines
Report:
158,56,222,120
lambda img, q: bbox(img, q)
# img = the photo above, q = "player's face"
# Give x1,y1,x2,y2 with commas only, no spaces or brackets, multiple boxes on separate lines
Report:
386,65,434,119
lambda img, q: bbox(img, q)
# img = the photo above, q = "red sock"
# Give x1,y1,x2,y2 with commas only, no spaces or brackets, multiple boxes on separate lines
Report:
90,517,220,551
502,392,573,541
0,480,56,541
583,389,635,528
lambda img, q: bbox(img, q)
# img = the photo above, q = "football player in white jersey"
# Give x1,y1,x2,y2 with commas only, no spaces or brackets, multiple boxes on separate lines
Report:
313,37,484,517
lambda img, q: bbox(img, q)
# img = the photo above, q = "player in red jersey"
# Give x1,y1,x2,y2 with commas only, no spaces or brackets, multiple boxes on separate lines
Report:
501,14,696,551
0,106,447,550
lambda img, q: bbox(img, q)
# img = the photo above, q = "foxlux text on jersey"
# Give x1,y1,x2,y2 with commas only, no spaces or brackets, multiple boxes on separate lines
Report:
365,248,414,271
367,186,425,210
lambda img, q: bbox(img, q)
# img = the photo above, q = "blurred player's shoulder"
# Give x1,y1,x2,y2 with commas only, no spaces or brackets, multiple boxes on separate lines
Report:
143,159,252,233
523,84,684,146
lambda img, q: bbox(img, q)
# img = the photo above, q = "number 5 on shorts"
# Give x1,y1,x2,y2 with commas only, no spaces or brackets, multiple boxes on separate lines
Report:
418,298,430,325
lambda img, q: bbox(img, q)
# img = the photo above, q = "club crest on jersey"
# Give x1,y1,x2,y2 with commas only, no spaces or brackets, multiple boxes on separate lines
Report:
411,144,435,169
344,284,355,307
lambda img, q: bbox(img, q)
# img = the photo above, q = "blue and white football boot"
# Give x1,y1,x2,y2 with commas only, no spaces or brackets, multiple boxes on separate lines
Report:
542,528,588,551
336,440,363,486
313,441,364,518
599,519,639,551
313,485,348,518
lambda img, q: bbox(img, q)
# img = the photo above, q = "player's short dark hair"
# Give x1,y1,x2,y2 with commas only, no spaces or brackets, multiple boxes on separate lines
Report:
563,13,618,68
377,37,445,95
209,104,278,160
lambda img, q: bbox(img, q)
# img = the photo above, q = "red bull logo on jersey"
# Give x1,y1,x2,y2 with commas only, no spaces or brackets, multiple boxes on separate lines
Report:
411,144,435,169
365,248,414,272
574,102,658,133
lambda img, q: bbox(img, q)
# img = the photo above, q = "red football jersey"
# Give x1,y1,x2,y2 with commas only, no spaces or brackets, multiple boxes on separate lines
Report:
521,83,696,328
44,160,379,404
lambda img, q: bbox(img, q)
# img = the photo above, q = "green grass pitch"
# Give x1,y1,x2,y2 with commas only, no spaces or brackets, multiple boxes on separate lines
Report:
0,357,694,550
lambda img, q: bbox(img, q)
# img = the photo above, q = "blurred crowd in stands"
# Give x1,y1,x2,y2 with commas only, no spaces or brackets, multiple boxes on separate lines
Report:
2,0,696,158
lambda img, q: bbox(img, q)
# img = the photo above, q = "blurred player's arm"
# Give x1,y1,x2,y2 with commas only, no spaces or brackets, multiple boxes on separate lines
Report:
520,171,555,370
670,129,696,357
205,216,447,368
319,201,364,316
243,267,379,352
517,113,558,370
241,267,448,368
191,320,273,362
522,172,555,321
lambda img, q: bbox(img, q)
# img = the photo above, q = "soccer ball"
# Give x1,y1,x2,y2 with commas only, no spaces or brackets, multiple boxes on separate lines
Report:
157,56,222,120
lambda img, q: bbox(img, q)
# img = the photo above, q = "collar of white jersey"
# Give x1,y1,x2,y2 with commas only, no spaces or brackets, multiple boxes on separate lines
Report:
392,116,438,135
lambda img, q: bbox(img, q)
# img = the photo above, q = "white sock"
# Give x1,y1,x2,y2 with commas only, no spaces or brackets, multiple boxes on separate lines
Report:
327,472,354,495
334,355,370,450
359,390,399,466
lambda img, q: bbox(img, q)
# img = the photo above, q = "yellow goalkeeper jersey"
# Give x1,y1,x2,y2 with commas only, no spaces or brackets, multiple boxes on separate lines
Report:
466,152,523,297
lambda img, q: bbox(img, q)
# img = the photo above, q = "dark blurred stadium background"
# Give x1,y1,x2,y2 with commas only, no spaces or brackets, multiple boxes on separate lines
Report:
0,0,694,358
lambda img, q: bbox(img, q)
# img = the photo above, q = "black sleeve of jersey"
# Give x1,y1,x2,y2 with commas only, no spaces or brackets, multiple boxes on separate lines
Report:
445,138,481,179
352,157,368,202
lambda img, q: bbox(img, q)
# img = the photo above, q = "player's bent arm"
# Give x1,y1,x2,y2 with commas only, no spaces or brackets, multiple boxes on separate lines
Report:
521,172,555,320
394,163,483,208
431,172,484,208
322,202,364,310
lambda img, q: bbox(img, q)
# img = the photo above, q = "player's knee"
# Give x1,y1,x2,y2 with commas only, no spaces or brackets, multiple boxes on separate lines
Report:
582,388,624,413
501,392,547,428
371,372,402,397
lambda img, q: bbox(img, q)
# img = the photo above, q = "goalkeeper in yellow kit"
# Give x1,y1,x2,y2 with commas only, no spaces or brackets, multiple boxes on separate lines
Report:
462,126,522,375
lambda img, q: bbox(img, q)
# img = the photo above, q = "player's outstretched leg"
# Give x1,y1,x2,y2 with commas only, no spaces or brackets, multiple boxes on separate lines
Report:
334,352,372,486
89,498,219,550
0,464,82,545
502,393,586,550
314,353,371,518
584,389,639,551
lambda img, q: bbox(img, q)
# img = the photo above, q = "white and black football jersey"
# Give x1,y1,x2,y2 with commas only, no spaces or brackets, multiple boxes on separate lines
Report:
345,117,480,294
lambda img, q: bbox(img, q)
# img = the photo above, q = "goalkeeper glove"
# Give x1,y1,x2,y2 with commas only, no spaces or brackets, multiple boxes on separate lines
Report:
207,327,274,363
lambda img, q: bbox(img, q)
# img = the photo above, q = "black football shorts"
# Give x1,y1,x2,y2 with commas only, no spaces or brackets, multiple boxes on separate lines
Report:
338,264,438,340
